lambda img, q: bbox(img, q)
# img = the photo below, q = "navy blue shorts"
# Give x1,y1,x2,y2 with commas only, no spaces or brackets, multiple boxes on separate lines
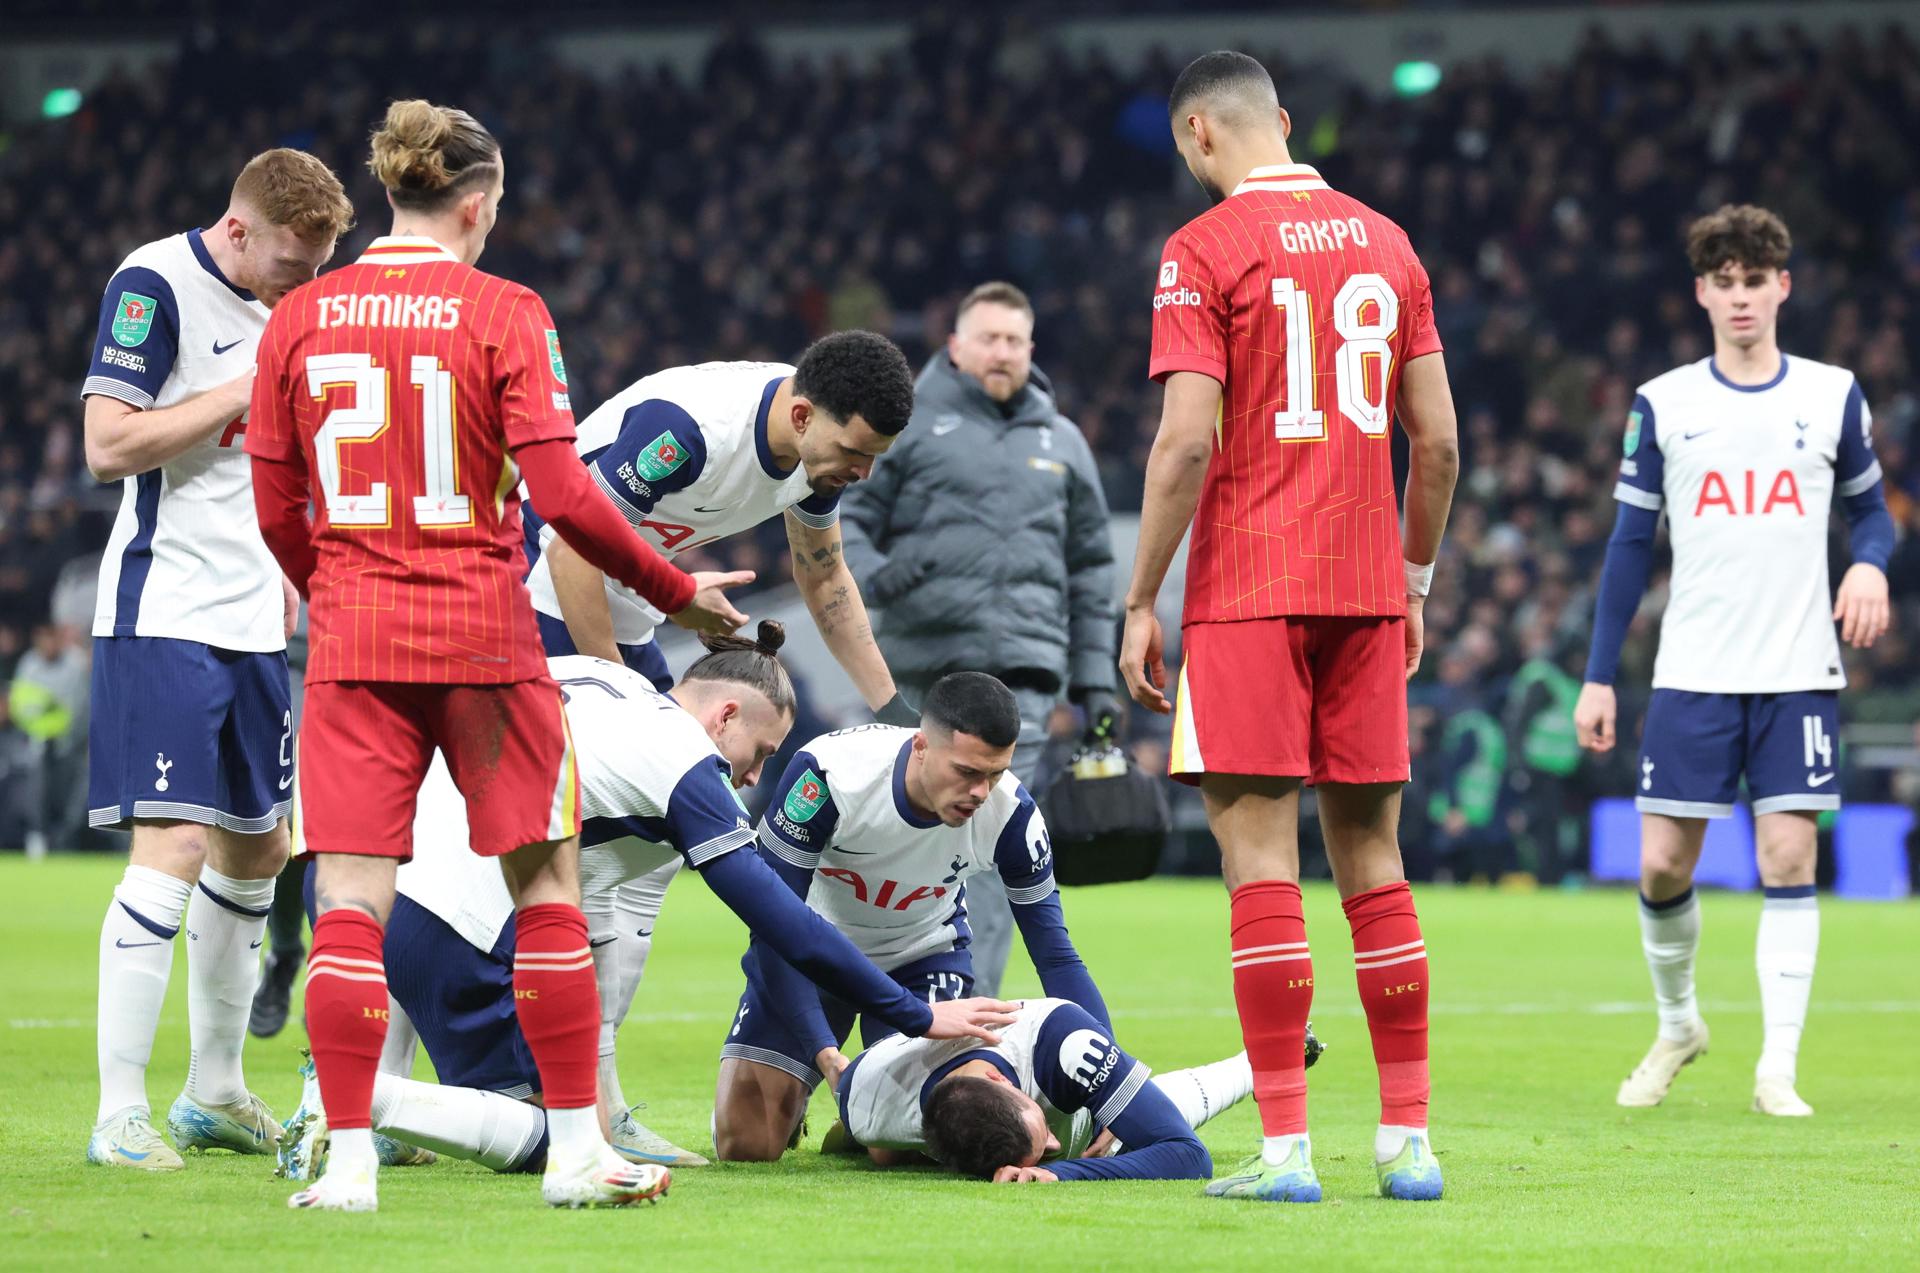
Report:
384,897,541,1099
1638,688,1841,819
719,949,974,1089
534,612,672,692
87,635,291,833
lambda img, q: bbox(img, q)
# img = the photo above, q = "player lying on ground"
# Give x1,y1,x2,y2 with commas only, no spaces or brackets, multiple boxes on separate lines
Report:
81,148,351,1172
278,631,1015,1179
710,673,1111,1161
1121,52,1460,1203
830,997,1282,1182
519,336,922,1162
1574,205,1893,1117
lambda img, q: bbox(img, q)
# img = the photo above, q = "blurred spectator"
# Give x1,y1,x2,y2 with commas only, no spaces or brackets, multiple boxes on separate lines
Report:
8,623,90,854
1,16,1916,865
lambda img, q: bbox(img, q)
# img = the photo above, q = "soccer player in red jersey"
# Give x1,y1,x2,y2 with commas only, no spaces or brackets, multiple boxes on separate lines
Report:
1120,53,1460,1204
246,100,748,1212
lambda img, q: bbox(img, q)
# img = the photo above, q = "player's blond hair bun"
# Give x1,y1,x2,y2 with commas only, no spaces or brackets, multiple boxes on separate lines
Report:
368,99,500,210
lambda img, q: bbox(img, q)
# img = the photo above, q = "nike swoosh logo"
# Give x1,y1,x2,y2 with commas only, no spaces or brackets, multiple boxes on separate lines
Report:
119,1148,152,1161
212,338,246,356
693,506,727,514
249,939,264,949
115,938,166,949
932,423,960,436
1682,430,1717,440
1807,773,1835,787
278,775,294,791
636,929,653,938
589,937,617,949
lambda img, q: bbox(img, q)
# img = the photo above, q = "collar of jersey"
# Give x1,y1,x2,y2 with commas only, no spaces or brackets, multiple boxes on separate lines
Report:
187,228,258,303
919,1050,1020,1117
753,375,795,479
891,738,943,829
1708,353,1790,394
358,235,461,265
1231,163,1329,197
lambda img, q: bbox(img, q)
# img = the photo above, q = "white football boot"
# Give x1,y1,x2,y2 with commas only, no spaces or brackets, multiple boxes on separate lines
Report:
611,1105,709,1167
542,1144,670,1208
1616,1019,1710,1107
1753,1075,1814,1117
87,1107,185,1171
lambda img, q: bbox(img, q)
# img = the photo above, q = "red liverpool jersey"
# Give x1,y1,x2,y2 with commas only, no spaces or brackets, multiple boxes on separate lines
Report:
247,235,575,684
1149,164,1442,623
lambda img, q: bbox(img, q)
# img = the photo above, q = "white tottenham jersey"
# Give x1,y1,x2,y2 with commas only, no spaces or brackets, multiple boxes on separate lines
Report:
82,230,283,651
396,655,756,951
841,997,1144,1160
523,361,839,645
1614,355,1882,693
758,724,1056,973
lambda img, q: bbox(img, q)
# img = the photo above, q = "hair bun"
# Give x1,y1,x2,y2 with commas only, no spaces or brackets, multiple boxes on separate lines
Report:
753,620,786,656
369,99,455,193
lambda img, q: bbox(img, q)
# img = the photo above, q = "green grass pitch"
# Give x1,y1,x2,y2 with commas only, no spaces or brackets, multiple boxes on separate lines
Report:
2,856,1915,1270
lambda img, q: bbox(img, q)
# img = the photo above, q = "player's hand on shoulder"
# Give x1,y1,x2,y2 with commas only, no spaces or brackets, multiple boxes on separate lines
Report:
1119,606,1171,714
992,1165,1059,1184
815,1046,852,1090
1573,682,1617,752
1833,563,1891,649
925,996,1020,1044
669,570,755,635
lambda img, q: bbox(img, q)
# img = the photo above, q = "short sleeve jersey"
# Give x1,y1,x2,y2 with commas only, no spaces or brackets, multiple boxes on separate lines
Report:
521,361,840,646
247,235,576,683
1149,164,1442,622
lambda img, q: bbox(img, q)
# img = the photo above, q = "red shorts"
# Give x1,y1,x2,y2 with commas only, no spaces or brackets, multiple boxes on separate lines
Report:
292,678,579,860
1170,617,1409,786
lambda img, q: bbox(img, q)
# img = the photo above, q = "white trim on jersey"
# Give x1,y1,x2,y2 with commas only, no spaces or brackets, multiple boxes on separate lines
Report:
1837,460,1883,499
1613,481,1663,511
1089,1062,1153,1127
82,375,155,410
686,826,757,867
1231,164,1330,196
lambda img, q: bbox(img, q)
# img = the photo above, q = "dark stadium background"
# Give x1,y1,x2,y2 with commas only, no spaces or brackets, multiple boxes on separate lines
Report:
1,1,1914,893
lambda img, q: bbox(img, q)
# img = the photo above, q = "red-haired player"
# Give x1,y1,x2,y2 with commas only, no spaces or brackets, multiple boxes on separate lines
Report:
247,99,748,1212
1121,53,1460,1203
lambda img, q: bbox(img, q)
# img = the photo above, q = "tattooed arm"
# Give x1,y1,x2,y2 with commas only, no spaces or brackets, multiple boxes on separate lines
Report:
785,510,899,711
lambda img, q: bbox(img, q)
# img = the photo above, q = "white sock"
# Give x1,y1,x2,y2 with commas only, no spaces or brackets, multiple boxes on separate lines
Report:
371,1073,546,1172
1261,1132,1309,1168
1755,887,1819,1082
97,865,193,1122
183,867,275,1105
1639,889,1702,1042
545,1104,603,1158
597,862,676,1110
378,996,420,1078
1375,1123,1427,1163
585,890,628,1112
1153,1051,1254,1130
328,1126,379,1175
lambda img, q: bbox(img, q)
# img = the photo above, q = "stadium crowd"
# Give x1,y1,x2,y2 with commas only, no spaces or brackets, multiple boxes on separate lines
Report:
2,16,1917,873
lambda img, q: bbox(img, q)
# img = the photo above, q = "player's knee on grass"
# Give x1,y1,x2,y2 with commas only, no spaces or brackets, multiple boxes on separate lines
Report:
713,1061,807,1162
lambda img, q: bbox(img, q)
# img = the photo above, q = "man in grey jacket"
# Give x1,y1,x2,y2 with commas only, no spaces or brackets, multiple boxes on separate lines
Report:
841,282,1119,997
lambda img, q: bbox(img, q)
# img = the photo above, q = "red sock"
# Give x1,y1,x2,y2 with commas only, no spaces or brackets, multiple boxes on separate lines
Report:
512,902,600,1111
1344,880,1430,1128
305,909,389,1131
1229,879,1313,1137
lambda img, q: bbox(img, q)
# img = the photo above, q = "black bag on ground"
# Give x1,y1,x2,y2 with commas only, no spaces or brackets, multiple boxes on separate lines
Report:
1039,738,1171,886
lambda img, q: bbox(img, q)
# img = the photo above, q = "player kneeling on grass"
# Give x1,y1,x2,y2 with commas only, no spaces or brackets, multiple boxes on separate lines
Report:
279,626,1015,1181
711,673,1116,1161
830,998,1308,1183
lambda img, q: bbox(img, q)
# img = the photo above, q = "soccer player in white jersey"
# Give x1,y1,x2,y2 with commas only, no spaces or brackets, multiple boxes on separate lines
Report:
836,996,1253,1183
521,332,921,1162
1575,206,1894,1117
712,673,1110,1161
275,631,1014,1181
80,151,353,1169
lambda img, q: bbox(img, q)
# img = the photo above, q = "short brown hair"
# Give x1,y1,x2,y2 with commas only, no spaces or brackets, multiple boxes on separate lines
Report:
957,281,1033,323
368,99,501,212
1686,204,1791,276
231,149,354,243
